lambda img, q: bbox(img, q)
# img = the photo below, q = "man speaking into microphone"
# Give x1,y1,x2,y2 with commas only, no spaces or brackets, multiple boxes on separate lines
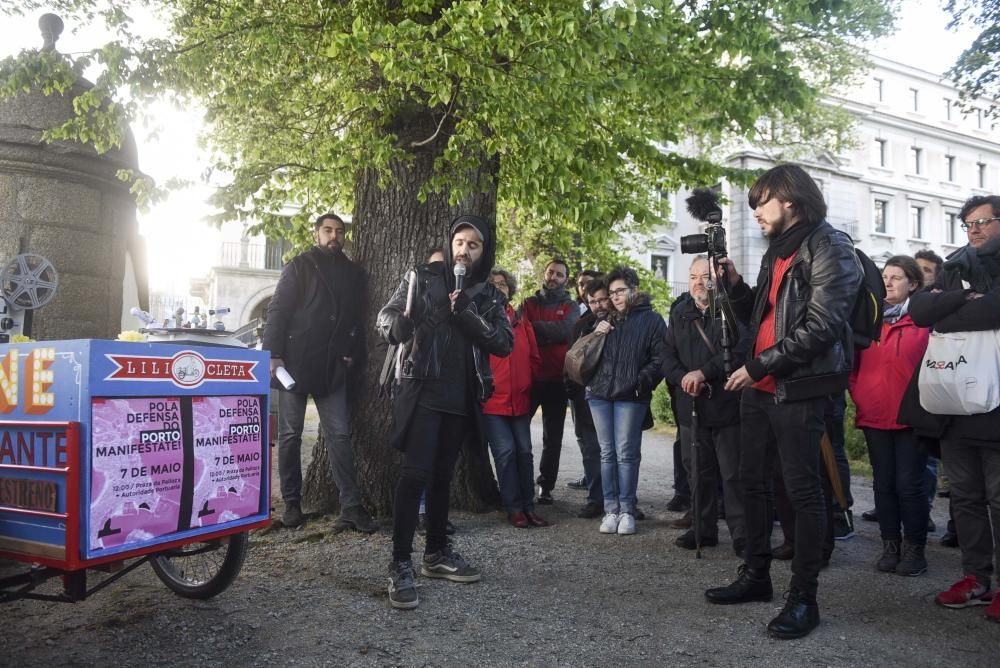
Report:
703,164,862,639
377,214,513,610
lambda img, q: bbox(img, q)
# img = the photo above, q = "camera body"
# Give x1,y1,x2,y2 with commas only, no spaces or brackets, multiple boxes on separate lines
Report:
680,222,727,257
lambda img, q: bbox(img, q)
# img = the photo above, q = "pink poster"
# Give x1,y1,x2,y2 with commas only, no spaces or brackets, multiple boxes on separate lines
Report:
190,395,264,528
90,397,184,550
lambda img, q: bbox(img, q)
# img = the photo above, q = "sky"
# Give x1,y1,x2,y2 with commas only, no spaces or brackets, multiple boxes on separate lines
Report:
0,0,983,295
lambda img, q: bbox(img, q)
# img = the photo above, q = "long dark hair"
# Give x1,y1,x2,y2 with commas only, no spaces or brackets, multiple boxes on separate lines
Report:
748,164,827,226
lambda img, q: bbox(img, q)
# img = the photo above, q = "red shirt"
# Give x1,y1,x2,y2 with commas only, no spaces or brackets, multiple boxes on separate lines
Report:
752,254,796,394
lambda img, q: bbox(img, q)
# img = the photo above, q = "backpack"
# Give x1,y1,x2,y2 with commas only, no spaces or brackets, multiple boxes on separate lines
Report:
850,247,886,350
810,228,885,350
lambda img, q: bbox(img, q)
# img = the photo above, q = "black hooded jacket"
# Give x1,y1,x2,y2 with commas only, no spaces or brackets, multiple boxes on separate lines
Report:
376,215,514,449
586,293,666,401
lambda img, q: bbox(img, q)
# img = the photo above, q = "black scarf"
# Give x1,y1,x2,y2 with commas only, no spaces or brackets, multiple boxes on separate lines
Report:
765,219,819,261
943,235,1000,292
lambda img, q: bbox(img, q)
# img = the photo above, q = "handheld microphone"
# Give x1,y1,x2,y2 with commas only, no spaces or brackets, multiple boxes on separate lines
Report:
453,263,466,291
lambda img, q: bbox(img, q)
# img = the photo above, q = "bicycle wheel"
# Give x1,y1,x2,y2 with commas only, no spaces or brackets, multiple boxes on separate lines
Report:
149,532,249,599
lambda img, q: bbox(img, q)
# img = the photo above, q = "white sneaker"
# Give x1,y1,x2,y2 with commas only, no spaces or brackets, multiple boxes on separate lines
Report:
617,512,636,535
599,513,620,534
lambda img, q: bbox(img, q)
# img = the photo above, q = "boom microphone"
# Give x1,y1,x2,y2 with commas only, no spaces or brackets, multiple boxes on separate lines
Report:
453,263,466,291
686,188,723,224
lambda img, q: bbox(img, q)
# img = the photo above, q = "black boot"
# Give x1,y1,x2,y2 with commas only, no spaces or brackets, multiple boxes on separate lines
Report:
705,565,773,604
876,539,900,573
896,541,927,577
766,588,820,639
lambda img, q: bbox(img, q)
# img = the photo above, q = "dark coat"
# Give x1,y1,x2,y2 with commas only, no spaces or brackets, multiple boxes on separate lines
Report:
733,221,863,402
898,240,1000,445
586,294,666,402
376,215,514,451
262,246,364,396
662,293,747,427
522,287,579,382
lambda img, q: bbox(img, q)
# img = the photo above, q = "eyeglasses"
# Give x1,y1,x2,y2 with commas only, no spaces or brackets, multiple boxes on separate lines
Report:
587,297,610,306
493,281,508,288
608,287,631,297
960,217,1000,231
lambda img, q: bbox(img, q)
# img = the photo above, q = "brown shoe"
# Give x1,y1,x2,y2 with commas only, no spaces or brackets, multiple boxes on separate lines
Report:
525,511,550,527
508,512,529,528
772,542,795,560
668,516,692,529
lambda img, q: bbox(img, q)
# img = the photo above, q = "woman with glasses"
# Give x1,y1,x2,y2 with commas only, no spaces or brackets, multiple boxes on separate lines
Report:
481,268,548,528
849,255,930,576
586,266,666,535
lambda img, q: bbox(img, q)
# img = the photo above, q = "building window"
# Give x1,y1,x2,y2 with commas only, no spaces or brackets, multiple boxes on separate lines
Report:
910,147,923,175
977,109,984,129
946,155,956,181
910,88,919,112
874,138,887,167
946,211,959,244
910,205,925,239
978,162,987,188
874,77,884,102
874,199,888,234
944,97,952,120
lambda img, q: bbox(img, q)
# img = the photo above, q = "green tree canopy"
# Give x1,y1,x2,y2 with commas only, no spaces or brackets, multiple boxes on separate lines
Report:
3,0,895,265
946,0,1000,118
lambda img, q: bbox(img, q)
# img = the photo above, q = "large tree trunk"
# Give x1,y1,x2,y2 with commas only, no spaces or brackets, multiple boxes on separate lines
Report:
303,109,502,515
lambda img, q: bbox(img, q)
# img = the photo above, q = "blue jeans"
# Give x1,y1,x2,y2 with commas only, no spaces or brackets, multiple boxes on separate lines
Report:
864,428,929,545
587,398,646,515
483,414,535,513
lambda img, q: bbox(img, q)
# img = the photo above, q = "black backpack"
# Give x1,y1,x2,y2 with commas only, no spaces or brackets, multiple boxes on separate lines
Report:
810,228,885,350
850,247,886,349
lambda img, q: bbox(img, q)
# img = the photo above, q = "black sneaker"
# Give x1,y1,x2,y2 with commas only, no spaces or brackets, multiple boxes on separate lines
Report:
566,476,588,490
666,495,690,512
388,560,419,610
421,547,481,583
577,501,604,519
833,510,855,540
674,530,719,550
861,508,878,522
281,502,303,528
537,488,554,505
940,531,959,548
705,564,773,605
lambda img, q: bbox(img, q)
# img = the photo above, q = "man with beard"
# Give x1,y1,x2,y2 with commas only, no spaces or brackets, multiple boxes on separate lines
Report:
704,164,863,639
377,215,514,610
662,256,747,555
906,195,1000,621
264,213,376,532
523,259,580,504
567,278,611,517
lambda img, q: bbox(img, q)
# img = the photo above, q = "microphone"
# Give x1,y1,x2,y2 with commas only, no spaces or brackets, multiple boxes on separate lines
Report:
453,263,466,291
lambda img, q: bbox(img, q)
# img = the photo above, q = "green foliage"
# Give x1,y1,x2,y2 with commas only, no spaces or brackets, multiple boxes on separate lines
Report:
946,0,1000,118
844,394,870,467
651,381,675,430
0,0,897,251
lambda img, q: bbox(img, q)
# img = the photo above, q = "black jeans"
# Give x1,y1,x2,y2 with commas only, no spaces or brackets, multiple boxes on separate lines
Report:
680,423,743,541
825,392,853,510
941,438,1000,584
740,389,827,598
532,380,569,493
673,437,691,498
391,405,467,562
864,428,929,545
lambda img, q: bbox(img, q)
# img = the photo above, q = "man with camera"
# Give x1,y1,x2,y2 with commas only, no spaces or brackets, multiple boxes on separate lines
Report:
906,195,1000,621
662,256,747,555
702,164,863,640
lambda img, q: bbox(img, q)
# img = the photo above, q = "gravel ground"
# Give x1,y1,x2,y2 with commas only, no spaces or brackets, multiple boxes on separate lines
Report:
2,413,995,667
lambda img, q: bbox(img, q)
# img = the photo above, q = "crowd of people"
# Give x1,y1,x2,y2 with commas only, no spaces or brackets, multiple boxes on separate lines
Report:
263,165,1000,639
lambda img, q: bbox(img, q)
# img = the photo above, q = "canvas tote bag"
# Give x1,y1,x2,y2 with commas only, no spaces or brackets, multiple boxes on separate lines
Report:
564,331,606,386
918,329,1000,415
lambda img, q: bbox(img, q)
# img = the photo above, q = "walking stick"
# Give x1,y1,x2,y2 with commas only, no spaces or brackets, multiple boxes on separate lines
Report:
691,401,702,559
820,432,852,532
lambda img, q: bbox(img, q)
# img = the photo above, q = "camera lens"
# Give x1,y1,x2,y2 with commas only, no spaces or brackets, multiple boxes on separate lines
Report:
680,233,709,255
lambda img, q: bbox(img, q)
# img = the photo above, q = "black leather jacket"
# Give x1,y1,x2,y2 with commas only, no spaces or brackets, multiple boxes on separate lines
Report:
376,262,513,402
732,221,863,402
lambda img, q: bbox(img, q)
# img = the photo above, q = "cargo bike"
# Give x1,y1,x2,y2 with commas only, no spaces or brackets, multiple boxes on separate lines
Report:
0,337,271,602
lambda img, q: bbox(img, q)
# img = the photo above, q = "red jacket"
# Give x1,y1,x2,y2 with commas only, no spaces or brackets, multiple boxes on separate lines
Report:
849,314,929,431
482,306,541,416
521,288,578,381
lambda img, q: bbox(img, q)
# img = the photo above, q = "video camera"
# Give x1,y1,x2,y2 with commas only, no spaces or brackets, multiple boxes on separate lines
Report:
680,188,726,257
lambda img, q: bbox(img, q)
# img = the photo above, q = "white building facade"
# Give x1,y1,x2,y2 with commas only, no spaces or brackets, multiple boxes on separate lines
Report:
642,56,1000,292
